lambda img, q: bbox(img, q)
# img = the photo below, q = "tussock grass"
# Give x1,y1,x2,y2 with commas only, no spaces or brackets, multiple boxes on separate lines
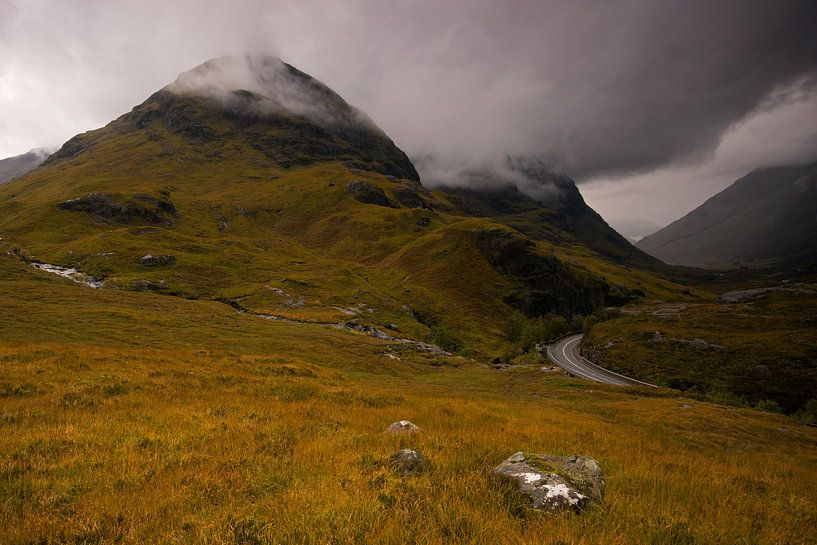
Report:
1,276,816,543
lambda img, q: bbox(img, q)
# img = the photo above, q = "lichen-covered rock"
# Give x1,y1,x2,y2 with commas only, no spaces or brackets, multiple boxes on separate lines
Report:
385,420,421,433
492,452,604,513
140,254,176,267
389,449,429,475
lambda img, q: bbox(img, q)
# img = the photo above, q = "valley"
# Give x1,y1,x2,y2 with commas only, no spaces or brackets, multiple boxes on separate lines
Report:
1,53,816,544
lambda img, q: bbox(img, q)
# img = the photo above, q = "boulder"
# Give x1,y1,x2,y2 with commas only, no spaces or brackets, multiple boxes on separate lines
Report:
346,180,398,208
140,254,176,267
385,420,421,434
389,449,429,476
492,452,604,513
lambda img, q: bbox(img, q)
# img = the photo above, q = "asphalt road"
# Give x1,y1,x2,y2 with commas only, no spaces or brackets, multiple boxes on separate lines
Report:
545,334,656,387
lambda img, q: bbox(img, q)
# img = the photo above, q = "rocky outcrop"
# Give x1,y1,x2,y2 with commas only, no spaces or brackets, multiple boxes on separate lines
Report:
57,193,177,225
385,420,421,433
492,452,604,513
389,449,429,476
393,187,428,209
346,181,398,208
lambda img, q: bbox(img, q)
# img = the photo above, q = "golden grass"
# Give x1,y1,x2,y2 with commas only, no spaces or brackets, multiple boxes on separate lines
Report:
1,272,816,543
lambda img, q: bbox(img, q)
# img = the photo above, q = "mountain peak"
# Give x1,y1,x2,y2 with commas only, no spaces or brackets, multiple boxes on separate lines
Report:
44,55,420,181
165,54,380,133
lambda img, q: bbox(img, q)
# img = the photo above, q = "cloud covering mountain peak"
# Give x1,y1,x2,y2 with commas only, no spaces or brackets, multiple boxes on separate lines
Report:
166,54,380,132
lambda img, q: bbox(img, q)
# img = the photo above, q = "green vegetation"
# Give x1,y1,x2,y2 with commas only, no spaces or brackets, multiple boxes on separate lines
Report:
583,286,817,415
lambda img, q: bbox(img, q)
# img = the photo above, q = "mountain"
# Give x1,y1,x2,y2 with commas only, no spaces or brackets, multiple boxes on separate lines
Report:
0,148,51,184
0,55,678,355
637,160,817,269
430,158,662,267
607,218,663,243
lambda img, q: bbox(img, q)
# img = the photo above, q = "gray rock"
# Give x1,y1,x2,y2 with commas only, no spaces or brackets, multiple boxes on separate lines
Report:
131,279,167,291
492,452,604,513
385,420,421,433
389,449,429,475
140,254,176,267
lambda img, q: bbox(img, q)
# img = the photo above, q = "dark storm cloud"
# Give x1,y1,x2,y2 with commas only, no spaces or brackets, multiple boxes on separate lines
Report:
2,0,816,186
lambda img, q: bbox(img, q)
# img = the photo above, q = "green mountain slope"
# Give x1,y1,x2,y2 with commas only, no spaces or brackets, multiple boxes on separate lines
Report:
637,160,817,269
0,55,680,355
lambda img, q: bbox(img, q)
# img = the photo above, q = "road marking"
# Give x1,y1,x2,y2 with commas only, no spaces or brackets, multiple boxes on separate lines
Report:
547,334,655,387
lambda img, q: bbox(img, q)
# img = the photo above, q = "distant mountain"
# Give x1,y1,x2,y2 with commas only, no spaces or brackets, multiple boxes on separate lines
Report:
0,148,51,184
637,160,817,269
608,218,663,244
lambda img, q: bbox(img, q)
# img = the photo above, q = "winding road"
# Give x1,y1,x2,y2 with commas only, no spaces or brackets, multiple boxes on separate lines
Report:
546,334,656,387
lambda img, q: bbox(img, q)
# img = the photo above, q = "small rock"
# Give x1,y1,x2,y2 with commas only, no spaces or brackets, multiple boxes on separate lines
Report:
389,449,429,476
416,217,430,227
131,278,167,291
140,254,176,267
492,452,604,513
385,420,421,434
678,404,692,409
131,279,154,291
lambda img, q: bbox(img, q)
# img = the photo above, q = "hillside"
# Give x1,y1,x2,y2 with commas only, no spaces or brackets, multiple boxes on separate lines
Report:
0,148,50,184
637,160,817,269
0,55,676,357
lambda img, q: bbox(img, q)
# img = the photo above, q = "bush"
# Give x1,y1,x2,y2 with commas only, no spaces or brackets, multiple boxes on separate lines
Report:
504,314,571,353
755,399,783,413
795,399,817,425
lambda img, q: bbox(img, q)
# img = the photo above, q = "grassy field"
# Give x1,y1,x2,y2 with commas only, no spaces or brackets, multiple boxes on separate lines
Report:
2,255,817,544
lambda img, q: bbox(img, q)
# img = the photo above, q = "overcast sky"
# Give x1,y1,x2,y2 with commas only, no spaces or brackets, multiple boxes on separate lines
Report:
2,0,816,230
